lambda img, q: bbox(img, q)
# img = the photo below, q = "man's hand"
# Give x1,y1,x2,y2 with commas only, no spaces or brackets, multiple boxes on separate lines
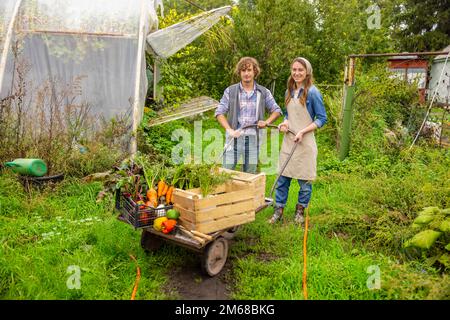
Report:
226,128,241,138
257,120,268,128
278,120,289,133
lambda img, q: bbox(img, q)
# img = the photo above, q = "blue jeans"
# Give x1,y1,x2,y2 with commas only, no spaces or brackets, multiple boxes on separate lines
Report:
275,175,312,208
223,135,258,173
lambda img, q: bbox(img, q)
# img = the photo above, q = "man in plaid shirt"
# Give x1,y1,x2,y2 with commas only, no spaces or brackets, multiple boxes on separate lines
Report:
215,57,282,173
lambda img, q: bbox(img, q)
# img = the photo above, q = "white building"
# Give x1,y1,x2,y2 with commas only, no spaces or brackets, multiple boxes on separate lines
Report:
428,45,450,106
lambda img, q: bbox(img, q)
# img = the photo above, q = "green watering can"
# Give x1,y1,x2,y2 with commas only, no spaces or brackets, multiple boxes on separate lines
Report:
4,158,48,177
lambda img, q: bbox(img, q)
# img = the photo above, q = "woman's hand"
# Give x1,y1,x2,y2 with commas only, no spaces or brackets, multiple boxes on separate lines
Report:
278,120,289,133
294,130,304,143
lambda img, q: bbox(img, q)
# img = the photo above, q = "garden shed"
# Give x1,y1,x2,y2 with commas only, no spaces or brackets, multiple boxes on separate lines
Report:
387,54,428,103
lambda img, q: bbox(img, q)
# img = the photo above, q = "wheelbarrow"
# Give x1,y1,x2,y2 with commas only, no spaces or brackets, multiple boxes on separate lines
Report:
135,123,300,276
139,199,273,277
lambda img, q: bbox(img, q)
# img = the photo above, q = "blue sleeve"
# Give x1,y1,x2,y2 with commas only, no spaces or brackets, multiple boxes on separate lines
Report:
264,88,283,115
310,87,327,128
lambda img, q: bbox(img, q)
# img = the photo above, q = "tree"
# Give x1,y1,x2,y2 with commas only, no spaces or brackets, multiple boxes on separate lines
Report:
313,0,396,82
230,0,318,101
392,0,450,52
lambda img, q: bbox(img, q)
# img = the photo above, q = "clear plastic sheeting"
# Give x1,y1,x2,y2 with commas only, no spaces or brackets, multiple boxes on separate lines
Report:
0,0,227,154
0,0,20,54
146,6,231,59
0,0,161,154
17,0,145,36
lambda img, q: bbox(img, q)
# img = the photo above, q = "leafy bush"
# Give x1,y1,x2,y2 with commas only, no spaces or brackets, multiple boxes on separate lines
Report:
404,207,450,270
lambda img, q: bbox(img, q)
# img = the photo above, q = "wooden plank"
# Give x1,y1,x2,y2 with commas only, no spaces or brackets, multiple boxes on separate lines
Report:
173,182,242,211
184,211,255,234
254,195,266,209
219,168,266,182
176,199,254,223
147,228,203,250
182,184,228,197
173,188,200,198
172,191,196,211
194,187,253,210
230,173,266,183
174,205,196,223
179,219,196,233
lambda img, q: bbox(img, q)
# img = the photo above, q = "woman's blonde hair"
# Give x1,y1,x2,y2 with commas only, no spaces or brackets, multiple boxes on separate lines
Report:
285,57,314,106
234,57,261,78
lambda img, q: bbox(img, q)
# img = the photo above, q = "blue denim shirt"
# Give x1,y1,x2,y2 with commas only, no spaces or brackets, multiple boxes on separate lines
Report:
284,85,327,128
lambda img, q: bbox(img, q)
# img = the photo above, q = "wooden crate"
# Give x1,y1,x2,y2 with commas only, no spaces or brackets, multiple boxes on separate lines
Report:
219,168,266,211
172,170,266,234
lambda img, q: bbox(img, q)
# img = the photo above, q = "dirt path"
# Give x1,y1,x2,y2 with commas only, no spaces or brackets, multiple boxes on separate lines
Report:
163,253,233,300
162,236,278,300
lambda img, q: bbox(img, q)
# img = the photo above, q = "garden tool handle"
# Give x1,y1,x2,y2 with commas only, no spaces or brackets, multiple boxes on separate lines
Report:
218,123,301,204
219,123,297,163
178,225,206,245
191,230,213,241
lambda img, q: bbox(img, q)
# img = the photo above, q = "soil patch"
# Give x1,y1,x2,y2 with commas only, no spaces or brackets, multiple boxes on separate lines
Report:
164,253,232,300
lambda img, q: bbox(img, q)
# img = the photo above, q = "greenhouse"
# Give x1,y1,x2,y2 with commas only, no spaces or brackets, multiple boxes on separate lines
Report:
0,0,230,153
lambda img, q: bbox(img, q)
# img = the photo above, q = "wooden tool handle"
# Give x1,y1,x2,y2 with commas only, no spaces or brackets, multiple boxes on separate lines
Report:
191,230,213,241
178,226,205,245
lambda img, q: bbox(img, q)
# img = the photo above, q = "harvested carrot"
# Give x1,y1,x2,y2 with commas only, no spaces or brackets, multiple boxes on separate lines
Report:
147,188,157,207
157,163,170,198
162,183,169,196
140,160,158,208
166,166,181,204
157,180,165,198
166,186,174,204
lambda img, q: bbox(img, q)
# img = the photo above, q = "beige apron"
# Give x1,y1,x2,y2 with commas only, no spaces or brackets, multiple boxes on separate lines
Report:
278,97,318,180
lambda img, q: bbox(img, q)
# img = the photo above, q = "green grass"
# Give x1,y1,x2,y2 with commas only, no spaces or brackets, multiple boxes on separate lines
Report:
227,173,449,300
1,116,449,300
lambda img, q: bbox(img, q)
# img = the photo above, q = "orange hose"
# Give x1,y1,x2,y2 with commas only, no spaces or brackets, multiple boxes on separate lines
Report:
129,254,141,300
302,207,309,300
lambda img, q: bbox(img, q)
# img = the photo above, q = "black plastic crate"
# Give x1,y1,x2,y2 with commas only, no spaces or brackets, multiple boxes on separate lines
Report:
115,189,173,229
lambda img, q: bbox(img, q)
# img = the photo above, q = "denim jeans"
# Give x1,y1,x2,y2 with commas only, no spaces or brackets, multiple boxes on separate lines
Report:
275,175,312,208
223,135,258,173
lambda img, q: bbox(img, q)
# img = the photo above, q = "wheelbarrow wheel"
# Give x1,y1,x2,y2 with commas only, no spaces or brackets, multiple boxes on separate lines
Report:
140,229,163,252
201,237,228,277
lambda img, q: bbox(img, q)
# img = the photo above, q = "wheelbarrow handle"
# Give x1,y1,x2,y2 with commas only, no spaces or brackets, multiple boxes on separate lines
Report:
218,123,298,163
236,124,301,204
218,123,301,205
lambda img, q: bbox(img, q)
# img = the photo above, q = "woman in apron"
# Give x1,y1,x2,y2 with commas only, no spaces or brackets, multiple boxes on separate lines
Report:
268,57,327,226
